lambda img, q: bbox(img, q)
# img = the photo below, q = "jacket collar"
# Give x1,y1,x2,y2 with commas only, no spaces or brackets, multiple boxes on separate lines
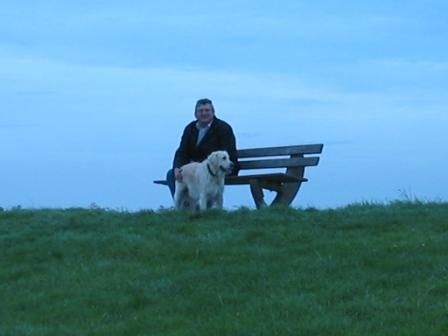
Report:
196,116,216,129
195,117,217,146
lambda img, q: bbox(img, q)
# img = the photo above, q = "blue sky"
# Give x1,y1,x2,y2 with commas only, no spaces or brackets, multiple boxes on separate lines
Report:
1,1,447,210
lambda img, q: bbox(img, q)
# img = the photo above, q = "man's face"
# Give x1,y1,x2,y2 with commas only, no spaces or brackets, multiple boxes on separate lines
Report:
195,103,214,125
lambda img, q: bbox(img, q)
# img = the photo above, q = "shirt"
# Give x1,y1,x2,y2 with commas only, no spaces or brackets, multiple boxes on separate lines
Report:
195,122,211,146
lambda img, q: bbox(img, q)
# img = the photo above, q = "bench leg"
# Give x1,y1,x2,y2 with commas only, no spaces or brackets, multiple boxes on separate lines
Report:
249,179,267,209
270,163,304,207
252,163,305,208
271,182,302,207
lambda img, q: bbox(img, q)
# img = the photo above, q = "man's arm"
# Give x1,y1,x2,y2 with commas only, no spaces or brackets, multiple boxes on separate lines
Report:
219,123,239,175
173,125,192,169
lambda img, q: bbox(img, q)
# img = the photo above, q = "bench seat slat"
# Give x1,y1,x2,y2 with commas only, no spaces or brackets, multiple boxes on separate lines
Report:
238,157,319,170
153,173,308,187
237,144,323,158
225,173,307,185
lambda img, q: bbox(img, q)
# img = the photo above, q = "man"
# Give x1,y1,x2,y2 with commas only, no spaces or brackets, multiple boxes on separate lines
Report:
166,98,239,197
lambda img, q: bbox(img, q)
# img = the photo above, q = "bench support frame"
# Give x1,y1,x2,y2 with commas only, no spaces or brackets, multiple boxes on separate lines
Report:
247,158,305,209
154,144,323,209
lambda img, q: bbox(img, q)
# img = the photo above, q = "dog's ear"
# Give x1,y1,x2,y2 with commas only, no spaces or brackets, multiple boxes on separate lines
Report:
208,151,216,165
212,151,220,165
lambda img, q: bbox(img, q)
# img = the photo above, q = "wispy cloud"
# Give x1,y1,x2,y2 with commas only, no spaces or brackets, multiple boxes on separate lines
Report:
2,1,440,73
0,55,337,102
369,59,448,71
0,124,39,129
15,90,58,96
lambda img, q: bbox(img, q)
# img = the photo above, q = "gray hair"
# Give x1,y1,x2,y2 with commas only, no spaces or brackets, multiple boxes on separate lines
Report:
195,98,215,114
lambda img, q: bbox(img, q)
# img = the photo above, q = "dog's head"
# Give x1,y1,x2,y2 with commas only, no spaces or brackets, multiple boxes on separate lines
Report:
207,150,234,175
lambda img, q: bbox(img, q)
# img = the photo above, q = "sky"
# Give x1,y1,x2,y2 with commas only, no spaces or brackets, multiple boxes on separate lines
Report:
1,0,447,210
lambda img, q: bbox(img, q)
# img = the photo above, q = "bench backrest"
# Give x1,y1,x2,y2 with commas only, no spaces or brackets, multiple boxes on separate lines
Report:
236,144,323,170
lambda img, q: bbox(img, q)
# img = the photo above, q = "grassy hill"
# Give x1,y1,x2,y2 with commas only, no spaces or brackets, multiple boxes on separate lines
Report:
1,202,447,336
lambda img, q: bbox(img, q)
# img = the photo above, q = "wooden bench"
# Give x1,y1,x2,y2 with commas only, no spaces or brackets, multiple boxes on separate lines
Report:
154,144,323,209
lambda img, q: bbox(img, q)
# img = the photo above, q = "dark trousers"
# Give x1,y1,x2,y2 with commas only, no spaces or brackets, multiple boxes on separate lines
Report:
166,169,176,197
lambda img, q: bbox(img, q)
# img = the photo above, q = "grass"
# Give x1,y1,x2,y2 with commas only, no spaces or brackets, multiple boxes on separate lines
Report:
1,201,447,335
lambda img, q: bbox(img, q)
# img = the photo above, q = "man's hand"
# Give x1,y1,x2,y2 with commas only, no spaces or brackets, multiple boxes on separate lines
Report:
174,168,183,182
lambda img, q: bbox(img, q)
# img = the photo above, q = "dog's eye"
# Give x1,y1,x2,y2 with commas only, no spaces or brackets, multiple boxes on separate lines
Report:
222,156,226,160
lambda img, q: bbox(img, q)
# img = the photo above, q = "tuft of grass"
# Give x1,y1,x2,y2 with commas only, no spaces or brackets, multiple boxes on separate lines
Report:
1,202,448,335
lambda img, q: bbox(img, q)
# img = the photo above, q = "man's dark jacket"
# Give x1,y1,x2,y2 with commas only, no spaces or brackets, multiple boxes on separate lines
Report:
173,117,239,175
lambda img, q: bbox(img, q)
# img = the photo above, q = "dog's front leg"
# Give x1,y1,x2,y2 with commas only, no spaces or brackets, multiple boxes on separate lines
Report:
198,194,208,210
214,193,223,209
174,183,183,210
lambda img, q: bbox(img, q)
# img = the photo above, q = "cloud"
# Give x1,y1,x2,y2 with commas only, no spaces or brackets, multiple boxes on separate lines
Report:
0,1,430,73
0,54,337,103
0,124,39,129
15,90,58,96
369,59,448,71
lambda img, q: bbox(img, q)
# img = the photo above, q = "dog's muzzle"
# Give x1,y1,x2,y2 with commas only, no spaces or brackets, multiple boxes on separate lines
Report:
220,162,234,174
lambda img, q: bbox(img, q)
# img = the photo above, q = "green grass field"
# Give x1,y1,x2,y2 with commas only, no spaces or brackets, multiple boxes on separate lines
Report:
1,202,447,336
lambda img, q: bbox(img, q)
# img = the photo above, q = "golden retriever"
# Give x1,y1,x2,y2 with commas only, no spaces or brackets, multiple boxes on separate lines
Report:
174,150,234,210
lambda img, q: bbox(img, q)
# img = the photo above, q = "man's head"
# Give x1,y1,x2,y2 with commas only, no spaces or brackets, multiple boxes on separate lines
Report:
195,98,215,126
